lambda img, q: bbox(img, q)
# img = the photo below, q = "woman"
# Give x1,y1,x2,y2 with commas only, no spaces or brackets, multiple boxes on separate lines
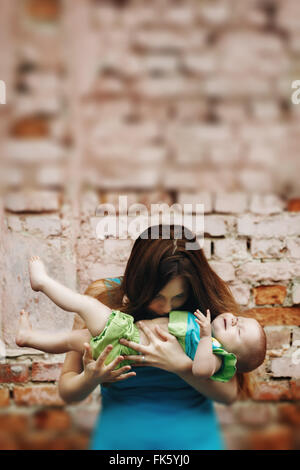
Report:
58,224,241,450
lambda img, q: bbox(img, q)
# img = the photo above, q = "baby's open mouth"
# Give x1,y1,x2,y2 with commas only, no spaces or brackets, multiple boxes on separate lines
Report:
224,318,226,329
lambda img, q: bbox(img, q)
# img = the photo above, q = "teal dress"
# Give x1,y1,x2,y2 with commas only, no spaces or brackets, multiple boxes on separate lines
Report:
89,277,226,450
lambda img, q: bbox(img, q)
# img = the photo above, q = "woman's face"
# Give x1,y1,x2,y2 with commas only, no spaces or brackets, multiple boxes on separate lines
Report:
147,276,189,316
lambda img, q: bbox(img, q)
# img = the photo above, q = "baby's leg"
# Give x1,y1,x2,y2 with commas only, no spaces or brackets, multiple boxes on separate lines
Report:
29,256,111,337
16,309,91,354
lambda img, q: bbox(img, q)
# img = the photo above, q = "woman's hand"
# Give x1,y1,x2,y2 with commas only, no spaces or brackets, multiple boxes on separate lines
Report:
119,323,189,375
82,342,136,386
119,324,237,404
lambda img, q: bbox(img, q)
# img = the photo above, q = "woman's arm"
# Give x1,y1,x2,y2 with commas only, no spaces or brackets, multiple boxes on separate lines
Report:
120,322,238,405
176,353,238,405
58,349,96,403
58,315,136,404
59,343,137,403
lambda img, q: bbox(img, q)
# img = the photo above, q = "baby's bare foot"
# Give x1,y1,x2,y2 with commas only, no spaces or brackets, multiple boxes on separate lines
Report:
16,310,33,347
29,255,48,291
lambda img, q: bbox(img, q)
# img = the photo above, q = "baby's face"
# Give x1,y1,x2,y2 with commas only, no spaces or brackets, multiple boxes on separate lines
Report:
211,313,261,357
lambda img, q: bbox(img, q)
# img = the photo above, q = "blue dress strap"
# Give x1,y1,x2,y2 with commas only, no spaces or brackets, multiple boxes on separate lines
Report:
103,276,123,288
102,276,123,299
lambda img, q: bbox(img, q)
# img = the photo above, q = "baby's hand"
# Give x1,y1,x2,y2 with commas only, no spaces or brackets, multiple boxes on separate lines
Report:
193,309,212,338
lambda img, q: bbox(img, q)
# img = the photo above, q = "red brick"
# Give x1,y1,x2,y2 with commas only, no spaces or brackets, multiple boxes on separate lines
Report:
0,431,19,450
248,425,293,450
290,379,300,399
64,433,89,450
278,404,300,425
31,362,63,382
26,0,61,21
243,368,293,401
0,364,29,383
253,285,287,305
241,307,300,326
13,385,65,406
293,427,300,450
45,433,89,450
248,381,292,401
287,199,300,212
33,433,90,450
17,431,59,450
17,431,89,450
24,433,89,450
33,409,71,430
0,414,29,433
10,117,49,138
0,388,10,407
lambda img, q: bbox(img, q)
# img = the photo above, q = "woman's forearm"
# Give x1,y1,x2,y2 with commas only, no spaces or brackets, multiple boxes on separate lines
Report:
176,355,238,405
58,370,99,404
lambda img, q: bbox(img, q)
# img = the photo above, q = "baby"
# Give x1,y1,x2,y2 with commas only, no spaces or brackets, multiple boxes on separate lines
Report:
16,256,266,382
191,308,266,378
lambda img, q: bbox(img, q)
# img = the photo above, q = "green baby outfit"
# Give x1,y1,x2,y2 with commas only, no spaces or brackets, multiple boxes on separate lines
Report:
90,309,237,383
89,310,140,369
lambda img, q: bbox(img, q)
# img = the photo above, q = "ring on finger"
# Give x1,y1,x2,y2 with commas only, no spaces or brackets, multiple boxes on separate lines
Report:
141,355,146,362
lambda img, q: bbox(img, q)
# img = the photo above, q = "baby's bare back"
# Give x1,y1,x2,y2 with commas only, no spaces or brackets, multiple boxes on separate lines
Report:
136,317,169,346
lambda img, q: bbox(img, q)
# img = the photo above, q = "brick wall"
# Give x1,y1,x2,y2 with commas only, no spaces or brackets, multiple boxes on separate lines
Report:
0,0,299,450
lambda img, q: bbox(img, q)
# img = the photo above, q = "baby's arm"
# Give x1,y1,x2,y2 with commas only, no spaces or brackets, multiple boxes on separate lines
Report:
16,309,91,354
29,256,112,337
192,309,222,378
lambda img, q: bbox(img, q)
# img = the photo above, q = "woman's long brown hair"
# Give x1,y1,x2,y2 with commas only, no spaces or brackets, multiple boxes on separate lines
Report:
85,223,246,395
86,224,241,320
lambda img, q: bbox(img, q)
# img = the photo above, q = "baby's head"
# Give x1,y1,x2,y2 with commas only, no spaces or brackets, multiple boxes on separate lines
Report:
211,312,266,373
